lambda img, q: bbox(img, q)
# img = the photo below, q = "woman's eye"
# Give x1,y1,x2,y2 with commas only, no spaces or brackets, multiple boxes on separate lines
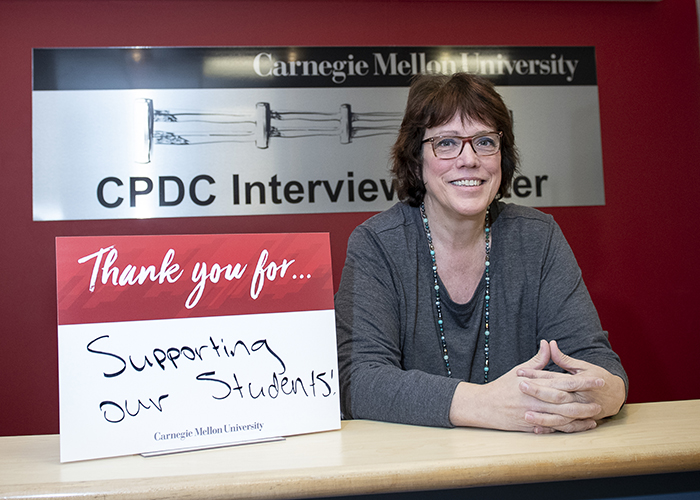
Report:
436,137,460,148
475,136,496,147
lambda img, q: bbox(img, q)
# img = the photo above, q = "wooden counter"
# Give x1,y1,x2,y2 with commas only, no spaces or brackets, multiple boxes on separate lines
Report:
1,400,699,500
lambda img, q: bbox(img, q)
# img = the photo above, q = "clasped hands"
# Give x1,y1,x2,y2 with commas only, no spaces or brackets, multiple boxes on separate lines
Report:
514,339,625,433
450,339,626,433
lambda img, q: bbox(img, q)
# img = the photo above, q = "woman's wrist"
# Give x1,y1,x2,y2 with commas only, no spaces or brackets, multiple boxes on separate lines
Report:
449,381,490,428
598,374,626,419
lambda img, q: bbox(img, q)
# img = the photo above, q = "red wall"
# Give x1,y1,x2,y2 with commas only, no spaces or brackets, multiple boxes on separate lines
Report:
1,0,699,436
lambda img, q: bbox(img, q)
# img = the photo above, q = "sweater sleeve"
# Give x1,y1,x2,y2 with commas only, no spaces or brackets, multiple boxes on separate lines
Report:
536,220,629,394
335,223,461,427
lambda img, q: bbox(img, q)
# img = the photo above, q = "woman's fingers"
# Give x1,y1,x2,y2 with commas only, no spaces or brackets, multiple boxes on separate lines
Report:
525,411,598,433
518,376,605,403
517,339,551,371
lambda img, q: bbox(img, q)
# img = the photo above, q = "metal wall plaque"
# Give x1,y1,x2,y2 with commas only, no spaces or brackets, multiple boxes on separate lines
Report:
33,46,604,221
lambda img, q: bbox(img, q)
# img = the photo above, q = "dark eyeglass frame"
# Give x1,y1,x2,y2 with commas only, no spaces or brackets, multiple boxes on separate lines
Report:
421,131,503,159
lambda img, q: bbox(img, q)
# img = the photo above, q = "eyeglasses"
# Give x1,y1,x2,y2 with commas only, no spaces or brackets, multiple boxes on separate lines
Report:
422,131,503,159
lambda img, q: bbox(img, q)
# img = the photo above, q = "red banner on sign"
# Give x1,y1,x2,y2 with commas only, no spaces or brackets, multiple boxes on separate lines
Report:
56,233,333,325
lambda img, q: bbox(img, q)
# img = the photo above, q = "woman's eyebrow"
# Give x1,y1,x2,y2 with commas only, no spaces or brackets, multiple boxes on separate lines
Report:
431,129,493,137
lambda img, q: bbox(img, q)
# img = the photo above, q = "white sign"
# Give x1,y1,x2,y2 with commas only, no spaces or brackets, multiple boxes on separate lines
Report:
56,233,339,462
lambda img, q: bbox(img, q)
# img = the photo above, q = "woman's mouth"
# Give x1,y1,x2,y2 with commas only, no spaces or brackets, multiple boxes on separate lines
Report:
450,179,483,187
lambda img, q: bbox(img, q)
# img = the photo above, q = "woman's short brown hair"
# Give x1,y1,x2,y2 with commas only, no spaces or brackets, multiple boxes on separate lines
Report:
391,73,519,206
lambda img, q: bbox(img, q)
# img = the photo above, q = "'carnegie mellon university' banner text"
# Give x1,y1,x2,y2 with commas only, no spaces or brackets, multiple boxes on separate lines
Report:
33,46,604,221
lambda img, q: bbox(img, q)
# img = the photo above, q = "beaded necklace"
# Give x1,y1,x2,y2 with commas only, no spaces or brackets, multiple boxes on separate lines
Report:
419,202,492,382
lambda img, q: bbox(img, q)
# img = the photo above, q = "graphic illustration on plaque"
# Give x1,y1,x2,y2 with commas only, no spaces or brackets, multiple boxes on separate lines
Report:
135,98,403,163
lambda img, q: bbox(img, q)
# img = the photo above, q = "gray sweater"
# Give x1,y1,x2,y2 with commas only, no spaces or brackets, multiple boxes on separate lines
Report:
335,201,627,427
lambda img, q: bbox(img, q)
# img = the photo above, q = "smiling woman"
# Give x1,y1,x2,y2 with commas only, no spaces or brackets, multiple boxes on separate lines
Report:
335,73,627,434
420,115,502,224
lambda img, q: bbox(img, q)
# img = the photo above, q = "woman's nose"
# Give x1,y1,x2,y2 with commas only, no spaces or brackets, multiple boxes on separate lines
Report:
456,140,480,167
